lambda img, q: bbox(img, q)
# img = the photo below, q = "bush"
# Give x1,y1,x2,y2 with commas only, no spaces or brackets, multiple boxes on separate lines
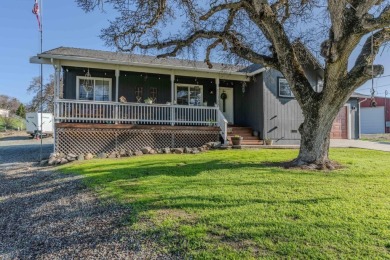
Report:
0,116,25,131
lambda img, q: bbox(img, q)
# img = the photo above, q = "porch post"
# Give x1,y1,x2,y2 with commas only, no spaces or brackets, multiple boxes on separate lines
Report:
115,69,120,124
215,77,220,107
115,69,120,101
53,63,61,153
54,64,61,119
171,73,175,126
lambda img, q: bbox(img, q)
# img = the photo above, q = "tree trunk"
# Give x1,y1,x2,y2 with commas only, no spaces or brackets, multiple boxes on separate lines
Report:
291,106,338,169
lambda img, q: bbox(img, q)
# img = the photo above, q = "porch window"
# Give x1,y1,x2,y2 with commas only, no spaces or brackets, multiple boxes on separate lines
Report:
77,76,112,101
175,84,203,106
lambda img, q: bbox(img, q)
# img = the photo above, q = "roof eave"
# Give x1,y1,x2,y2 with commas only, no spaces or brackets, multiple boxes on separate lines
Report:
35,53,254,78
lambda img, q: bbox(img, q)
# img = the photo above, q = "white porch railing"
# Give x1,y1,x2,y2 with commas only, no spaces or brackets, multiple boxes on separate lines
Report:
55,99,220,127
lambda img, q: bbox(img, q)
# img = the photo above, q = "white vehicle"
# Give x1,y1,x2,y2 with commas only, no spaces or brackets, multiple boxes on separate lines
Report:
26,113,54,137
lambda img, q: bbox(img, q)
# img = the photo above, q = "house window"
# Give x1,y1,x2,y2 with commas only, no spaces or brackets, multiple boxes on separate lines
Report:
77,76,112,101
175,84,203,106
278,77,294,98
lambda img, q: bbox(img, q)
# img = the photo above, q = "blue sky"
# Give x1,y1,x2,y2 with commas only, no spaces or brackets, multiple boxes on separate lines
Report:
0,1,389,103
0,0,113,103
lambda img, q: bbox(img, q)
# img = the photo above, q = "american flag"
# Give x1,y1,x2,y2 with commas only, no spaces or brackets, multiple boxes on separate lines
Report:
32,0,41,31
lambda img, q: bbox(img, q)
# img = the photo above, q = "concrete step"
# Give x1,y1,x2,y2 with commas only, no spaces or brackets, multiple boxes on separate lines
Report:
240,140,264,145
227,135,260,140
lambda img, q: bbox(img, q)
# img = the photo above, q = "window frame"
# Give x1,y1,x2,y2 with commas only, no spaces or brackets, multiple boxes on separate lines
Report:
277,77,294,98
174,83,203,106
76,76,112,101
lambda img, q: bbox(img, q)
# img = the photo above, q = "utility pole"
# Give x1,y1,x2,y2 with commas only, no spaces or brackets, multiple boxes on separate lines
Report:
385,90,388,133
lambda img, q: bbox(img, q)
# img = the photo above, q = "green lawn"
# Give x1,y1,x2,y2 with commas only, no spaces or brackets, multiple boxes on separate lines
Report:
60,149,390,259
361,134,390,143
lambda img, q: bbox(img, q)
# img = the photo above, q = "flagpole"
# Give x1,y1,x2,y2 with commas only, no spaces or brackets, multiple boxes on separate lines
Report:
39,0,43,162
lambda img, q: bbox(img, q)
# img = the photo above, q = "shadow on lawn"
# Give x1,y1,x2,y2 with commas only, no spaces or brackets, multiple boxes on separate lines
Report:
61,157,344,256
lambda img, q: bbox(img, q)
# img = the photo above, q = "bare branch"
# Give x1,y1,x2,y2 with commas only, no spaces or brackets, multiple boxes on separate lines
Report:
353,0,385,18
362,5,390,30
346,28,390,90
354,28,390,68
200,2,244,21
205,40,222,69
243,1,316,105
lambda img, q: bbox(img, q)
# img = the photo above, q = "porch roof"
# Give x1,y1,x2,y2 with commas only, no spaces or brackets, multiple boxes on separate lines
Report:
31,47,266,80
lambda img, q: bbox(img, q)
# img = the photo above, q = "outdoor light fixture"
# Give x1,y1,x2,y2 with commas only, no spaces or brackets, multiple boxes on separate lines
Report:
242,82,247,93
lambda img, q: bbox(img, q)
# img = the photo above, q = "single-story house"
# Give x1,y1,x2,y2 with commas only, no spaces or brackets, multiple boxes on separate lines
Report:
30,47,360,154
360,95,390,134
0,109,10,118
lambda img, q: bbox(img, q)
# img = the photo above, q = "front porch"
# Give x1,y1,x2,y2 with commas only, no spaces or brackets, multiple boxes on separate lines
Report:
55,99,224,127
31,48,265,154
54,99,226,154
55,123,220,155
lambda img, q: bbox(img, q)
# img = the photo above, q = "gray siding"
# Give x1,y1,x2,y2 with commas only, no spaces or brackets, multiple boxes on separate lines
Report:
262,69,359,143
263,69,303,143
233,74,263,136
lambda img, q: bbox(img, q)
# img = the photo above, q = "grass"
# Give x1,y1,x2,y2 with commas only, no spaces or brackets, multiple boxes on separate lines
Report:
60,149,390,259
0,116,25,131
361,134,390,143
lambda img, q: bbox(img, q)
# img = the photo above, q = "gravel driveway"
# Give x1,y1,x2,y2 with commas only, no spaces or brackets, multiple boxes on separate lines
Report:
0,134,170,259
0,134,53,164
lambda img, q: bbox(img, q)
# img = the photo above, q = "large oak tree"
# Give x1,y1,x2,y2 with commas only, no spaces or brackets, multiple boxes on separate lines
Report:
77,0,390,169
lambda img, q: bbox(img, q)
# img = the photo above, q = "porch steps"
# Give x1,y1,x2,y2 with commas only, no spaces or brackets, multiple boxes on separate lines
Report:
227,126,264,145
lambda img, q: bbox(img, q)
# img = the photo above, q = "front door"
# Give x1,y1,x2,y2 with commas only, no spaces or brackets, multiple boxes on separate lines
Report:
219,87,234,124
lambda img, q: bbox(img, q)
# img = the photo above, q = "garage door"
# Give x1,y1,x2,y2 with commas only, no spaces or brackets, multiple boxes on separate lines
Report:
361,107,385,134
331,106,348,139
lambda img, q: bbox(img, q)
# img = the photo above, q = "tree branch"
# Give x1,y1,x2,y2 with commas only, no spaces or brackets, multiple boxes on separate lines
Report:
205,39,222,69
243,1,316,106
352,0,385,18
199,2,244,21
362,5,390,30
345,28,390,90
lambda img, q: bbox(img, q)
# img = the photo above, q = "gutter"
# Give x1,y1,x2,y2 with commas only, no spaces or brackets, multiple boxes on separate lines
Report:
32,53,269,78
246,67,268,76
33,53,257,78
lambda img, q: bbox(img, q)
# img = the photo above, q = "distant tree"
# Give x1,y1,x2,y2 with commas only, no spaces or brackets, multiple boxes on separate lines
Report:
16,104,26,118
27,74,57,113
77,0,390,169
0,95,21,115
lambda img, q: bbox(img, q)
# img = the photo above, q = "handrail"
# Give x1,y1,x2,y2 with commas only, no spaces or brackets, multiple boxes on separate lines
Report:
54,99,218,126
56,99,219,110
217,109,228,143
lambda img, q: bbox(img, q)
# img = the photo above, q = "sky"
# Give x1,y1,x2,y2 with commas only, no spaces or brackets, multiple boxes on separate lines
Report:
0,0,114,103
0,1,389,104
